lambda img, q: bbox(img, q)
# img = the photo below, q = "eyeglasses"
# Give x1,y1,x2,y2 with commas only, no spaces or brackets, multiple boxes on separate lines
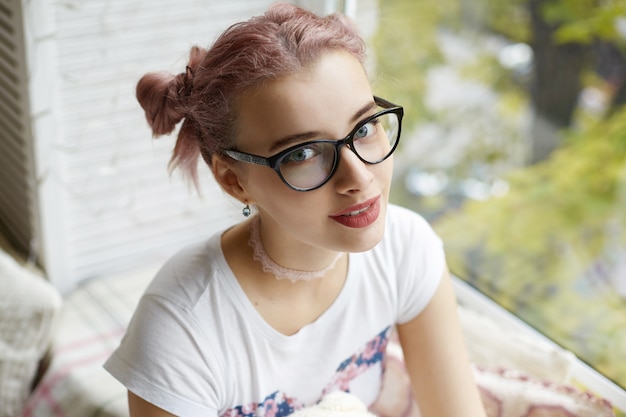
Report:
223,96,404,191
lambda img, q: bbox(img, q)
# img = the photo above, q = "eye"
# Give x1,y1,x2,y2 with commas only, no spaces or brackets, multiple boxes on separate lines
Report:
283,145,322,164
354,118,380,140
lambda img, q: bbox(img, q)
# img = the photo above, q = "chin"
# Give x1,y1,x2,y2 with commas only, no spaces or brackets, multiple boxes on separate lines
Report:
341,215,387,253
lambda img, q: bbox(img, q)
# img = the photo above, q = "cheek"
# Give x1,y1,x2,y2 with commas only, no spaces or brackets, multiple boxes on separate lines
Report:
245,170,315,214
375,157,394,188
255,192,331,243
241,165,284,196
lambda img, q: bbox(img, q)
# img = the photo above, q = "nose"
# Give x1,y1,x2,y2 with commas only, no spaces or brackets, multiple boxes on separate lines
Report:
333,146,374,194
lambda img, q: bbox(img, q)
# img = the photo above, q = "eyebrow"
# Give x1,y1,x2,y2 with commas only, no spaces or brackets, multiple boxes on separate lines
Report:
267,99,378,153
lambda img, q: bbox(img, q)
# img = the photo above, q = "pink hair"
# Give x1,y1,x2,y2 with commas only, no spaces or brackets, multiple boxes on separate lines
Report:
135,2,366,186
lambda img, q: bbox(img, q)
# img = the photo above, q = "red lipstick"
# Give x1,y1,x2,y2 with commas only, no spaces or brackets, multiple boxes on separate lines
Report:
329,196,381,228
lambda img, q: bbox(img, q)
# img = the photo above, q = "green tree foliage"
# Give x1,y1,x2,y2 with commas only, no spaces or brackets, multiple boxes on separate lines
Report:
434,105,626,388
370,0,459,132
542,1,626,44
468,0,626,161
475,0,626,45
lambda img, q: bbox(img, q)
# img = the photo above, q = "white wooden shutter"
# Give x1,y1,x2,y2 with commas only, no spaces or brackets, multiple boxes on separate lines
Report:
0,1,39,258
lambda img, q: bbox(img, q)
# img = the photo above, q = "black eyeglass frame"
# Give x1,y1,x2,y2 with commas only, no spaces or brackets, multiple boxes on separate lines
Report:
223,96,404,192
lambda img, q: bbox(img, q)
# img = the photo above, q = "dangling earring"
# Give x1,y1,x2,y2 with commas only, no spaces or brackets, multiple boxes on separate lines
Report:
242,203,251,217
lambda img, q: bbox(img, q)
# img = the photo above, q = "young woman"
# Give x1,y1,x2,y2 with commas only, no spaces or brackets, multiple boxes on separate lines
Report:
104,3,487,417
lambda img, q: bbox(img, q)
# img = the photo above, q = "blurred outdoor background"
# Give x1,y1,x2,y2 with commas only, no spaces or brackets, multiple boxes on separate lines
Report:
370,0,626,394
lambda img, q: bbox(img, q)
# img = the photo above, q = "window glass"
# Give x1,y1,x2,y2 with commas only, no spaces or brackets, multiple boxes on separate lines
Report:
371,0,626,394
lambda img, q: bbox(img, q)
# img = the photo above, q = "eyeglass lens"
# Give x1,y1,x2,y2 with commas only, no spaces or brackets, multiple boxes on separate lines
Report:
277,111,400,190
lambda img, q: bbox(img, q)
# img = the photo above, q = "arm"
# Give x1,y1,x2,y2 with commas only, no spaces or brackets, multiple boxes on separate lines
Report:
396,268,487,417
128,391,177,417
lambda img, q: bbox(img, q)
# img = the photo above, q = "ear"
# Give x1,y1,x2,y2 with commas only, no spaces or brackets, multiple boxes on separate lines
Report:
211,153,249,204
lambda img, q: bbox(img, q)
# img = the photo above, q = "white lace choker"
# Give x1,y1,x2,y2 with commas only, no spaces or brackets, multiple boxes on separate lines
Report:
248,216,343,283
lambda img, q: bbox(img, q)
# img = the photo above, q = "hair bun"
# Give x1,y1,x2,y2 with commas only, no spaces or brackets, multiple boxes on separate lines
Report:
136,46,209,137
135,72,185,136
187,46,208,72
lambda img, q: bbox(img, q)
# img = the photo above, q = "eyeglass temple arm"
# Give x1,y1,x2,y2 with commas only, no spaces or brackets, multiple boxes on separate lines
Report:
223,150,271,167
374,96,398,109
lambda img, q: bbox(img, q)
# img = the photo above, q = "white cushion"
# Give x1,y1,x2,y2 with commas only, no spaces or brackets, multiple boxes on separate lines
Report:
0,249,62,417
458,304,576,383
23,263,157,417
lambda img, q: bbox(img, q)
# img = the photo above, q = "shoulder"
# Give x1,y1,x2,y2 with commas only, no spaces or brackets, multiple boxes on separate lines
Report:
144,232,227,309
363,203,444,276
382,203,442,249
385,203,428,226
378,205,446,323
105,233,230,415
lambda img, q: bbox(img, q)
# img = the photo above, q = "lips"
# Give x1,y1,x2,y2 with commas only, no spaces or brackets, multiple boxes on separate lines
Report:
329,196,381,228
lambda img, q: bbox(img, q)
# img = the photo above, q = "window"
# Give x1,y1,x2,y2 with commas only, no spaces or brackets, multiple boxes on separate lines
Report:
370,0,626,413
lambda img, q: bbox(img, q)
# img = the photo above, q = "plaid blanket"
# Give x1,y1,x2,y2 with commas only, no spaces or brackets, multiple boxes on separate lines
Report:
22,264,159,417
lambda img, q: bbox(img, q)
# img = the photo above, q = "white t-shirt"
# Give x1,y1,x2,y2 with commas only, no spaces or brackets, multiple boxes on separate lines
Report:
104,204,445,417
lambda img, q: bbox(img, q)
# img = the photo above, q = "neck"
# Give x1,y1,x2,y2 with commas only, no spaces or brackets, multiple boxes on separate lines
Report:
248,215,344,283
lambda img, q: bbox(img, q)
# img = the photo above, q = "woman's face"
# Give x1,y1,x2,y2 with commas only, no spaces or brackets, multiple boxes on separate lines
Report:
233,50,394,255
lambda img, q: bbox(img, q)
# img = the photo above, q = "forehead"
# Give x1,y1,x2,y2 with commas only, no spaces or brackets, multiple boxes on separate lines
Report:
234,50,374,153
